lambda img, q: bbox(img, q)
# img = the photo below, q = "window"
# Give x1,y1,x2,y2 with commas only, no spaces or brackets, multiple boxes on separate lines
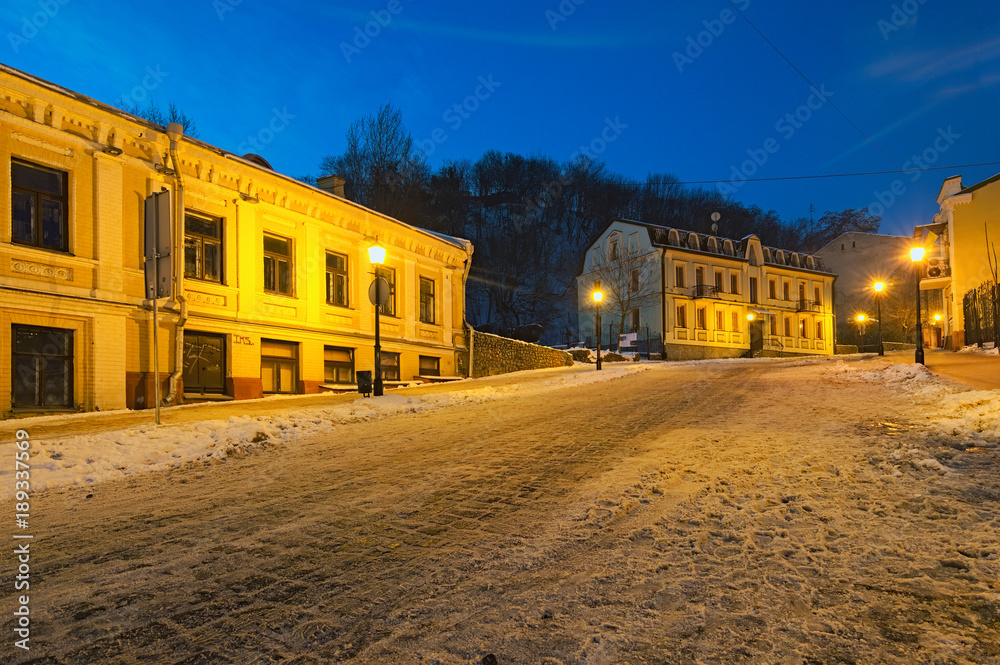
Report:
730,274,739,295
182,332,225,394
263,234,293,295
799,283,806,304
716,310,724,330
12,325,73,408
629,268,640,294
376,267,396,317
696,307,707,329
326,252,349,307
11,159,68,252
784,317,791,337
184,213,223,283
814,285,821,305
800,318,809,338
628,232,639,253
675,265,686,288
419,355,440,377
610,239,619,260
749,277,758,304
324,346,354,384
630,308,640,331
782,281,790,301
380,351,400,381
260,339,298,393
768,314,777,335
715,271,724,292
816,321,823,339
768,280,776,300
731,311,740,332
695,267,705,285
419,277,436,324
676,304,687,328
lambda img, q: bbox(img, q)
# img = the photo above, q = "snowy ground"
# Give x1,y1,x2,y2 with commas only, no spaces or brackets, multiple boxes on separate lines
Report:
2,355,999,664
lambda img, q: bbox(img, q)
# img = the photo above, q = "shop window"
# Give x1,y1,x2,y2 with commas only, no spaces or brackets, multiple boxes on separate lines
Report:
324,346,354,384
184,213,223,283
261,339,298,393
376,267,396,317
326,252,349,307
12,325,73,408
419,355,440,377
11,159,69,252
263,234,293,295
182,332,225,394
419,277,436,324
380,351,400,381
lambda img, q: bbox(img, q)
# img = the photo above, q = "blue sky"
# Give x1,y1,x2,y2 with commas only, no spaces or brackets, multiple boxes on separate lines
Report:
3,0,999,236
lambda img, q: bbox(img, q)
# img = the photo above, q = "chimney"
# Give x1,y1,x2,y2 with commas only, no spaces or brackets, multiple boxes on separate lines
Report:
317,174,346,198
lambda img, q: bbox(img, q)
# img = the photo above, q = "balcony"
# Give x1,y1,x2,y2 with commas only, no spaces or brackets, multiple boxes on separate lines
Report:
796,299,822,312
691,284,719,299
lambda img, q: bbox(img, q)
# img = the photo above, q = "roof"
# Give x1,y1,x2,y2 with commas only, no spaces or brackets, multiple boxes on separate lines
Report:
0,63,472,255
959,171,1000,195
598,218,832,274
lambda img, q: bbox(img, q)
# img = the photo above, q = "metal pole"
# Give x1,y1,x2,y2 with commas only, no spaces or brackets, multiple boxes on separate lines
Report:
914,264,924,365
596,305,602,371
152,252,161,425
877,292,884,356
374,291,384,396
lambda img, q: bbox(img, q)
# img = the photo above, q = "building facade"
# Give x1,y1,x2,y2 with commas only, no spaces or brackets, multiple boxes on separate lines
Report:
577,220,836,359
914,173,1000,349
1,65,472,417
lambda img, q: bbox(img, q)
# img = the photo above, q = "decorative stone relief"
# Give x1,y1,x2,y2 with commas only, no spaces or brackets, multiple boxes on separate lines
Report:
184,290,226,306
261,303,296,317
11,259,73,280
11,132,73,157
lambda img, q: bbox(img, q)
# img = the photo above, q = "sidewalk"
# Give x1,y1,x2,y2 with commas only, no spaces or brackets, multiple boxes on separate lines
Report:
882,348,1000,391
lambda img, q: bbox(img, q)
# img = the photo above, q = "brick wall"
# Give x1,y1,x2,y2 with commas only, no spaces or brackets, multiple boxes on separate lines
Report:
457,328,573,378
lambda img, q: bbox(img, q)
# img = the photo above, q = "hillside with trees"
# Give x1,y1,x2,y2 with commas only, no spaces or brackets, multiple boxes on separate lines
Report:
314,104,880,344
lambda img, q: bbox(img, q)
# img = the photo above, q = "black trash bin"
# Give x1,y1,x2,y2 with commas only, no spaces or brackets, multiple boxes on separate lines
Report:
356,370,373,397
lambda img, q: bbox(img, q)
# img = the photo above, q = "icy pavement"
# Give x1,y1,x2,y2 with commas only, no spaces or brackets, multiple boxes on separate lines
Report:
2,355,999,664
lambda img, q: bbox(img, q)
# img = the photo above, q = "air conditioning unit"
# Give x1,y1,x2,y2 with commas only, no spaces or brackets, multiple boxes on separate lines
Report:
927,257,947,278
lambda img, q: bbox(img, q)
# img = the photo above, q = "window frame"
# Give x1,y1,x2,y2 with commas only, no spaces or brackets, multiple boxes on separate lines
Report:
260,338,299,394
675,265,686,288
184,212,223,284
419,355,440,377
182,331,226,394
263,233,294,296
675,304,687,329
730,273,739,295
380,351,400,381
11,324,74,409
419,276,436,324
325,251,350,308
696,306,707,330
630,308,640,332
324,346,355,385
11,158,69,253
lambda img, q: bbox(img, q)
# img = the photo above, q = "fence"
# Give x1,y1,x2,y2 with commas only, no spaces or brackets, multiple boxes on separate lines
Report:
578,325,663,357
963,281,999,347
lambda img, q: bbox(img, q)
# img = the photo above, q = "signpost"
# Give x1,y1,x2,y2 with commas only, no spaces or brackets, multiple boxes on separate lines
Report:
144,191,172,424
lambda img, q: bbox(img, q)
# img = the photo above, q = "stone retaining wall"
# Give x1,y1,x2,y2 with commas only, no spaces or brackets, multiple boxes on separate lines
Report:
457,329,573,378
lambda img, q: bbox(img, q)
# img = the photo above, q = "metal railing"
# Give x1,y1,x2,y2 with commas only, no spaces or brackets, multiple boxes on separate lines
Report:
691,284,719,298
963,281,999,347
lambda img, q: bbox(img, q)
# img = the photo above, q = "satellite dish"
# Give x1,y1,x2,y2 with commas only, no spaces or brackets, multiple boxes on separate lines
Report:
711,212,721,222
711,223,718,234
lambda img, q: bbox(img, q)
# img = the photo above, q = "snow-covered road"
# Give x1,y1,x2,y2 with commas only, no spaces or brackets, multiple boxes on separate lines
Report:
3,357,999,664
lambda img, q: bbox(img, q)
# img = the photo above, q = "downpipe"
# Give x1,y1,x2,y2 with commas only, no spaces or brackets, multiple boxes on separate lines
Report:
162,122,187,406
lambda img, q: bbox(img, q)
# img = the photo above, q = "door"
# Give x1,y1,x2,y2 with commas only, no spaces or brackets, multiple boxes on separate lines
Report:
749,319,763,357
183,332,225,394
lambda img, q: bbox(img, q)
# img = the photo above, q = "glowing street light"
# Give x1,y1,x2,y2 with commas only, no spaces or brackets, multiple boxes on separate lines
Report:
873,281,885,356
593,289,603,371
911,247,925,364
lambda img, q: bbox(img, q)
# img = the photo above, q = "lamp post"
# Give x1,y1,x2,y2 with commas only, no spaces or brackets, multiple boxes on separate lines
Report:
368,242,388,396
593,289,603,370
911,247,925,364
873,281,885,356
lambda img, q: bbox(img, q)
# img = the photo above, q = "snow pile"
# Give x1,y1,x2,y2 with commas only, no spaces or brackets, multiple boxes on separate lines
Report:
1,364,650,498
922,390,1000,448
828,359,941,395
959,342,998,356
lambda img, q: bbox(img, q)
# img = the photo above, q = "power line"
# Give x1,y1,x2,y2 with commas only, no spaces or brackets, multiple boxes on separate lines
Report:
662,161,1000,186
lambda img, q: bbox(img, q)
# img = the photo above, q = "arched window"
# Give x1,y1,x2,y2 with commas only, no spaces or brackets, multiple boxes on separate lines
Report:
668,229,680,246
687,233,700,251
723,239,735,256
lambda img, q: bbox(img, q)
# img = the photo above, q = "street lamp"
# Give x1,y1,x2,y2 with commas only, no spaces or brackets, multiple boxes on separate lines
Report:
368,242,388,396
593,289,603,370
873,281,885,356
910,247,925,365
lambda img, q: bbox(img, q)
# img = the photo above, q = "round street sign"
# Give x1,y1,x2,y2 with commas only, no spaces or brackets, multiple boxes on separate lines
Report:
369,277,391,306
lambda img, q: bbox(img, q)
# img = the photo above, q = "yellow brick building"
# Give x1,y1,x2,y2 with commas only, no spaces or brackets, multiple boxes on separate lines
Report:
1,64,473,416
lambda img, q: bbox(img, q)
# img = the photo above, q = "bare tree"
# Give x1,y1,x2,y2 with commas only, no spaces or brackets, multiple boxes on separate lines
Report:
117,100,199,138
587,240,659,340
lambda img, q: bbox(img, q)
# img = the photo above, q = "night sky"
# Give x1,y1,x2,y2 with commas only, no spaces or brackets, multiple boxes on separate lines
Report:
3,0,999,237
